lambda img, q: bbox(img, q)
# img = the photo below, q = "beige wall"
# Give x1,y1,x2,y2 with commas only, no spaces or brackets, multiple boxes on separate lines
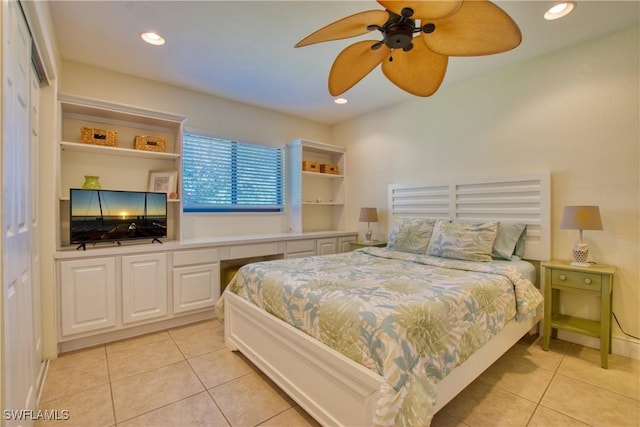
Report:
334,25,640,353
59,61,332,239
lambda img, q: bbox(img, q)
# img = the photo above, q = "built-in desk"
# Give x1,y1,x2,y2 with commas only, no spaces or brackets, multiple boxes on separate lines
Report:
55,231,357,353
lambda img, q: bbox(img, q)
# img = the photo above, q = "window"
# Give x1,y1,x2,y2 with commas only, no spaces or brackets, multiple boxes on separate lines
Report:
182,132,284,212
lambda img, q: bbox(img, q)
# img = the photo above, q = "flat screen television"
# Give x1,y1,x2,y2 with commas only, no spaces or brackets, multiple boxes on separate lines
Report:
70,188,167,248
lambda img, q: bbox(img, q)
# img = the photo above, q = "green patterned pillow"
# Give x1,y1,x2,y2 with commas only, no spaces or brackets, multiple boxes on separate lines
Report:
386,217,437,254
427,220,499,262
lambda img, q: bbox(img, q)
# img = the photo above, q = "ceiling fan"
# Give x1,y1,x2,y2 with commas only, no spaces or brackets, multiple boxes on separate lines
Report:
295,0,522,97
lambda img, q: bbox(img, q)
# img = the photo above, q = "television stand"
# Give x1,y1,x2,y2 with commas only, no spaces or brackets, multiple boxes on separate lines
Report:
76,243,86,251
152,238,163,244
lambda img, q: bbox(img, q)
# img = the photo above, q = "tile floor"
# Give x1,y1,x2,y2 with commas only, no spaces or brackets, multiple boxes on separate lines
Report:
37,319,639,427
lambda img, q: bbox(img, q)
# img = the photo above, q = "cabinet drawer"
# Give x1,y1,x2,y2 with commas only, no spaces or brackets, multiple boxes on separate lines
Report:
229,242,282,259
551,269,602,292
286,239,316,253
173,248,219,267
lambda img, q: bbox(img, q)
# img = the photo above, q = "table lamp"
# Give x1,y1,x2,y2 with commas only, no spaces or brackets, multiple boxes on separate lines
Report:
560,205,602,267
359,207,378,242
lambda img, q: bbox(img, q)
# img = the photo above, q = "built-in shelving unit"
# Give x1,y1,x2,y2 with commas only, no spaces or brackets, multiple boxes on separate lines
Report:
57,94,186,248
287,139,346,233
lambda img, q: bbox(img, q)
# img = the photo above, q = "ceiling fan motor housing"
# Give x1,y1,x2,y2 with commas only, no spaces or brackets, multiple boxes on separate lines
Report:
383,19,415,49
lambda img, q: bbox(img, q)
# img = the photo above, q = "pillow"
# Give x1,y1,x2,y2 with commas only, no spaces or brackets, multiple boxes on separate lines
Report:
427,219,499,262
492,222,527,260
513,225,528,259
386,217,437,254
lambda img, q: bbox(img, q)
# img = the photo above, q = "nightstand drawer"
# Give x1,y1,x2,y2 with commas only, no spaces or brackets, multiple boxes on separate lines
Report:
551,269,602,292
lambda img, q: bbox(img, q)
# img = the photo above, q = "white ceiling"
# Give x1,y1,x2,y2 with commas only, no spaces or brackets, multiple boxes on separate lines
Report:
48,1,639,125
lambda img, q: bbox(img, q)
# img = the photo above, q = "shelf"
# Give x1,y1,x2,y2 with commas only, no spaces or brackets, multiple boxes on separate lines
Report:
302,171,344,179
550,313,600,337
60,94,186,128
58,95,186,248
288,139,346,234
60,141,180,161
303,202,344,206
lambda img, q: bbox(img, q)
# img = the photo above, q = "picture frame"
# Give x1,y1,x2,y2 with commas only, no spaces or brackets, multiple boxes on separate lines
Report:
148,170,178,199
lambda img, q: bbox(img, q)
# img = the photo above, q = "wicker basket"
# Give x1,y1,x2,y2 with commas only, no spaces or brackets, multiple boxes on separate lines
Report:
302,160,320,172
134,135,167,152
81,127,118,147
320,164,339,174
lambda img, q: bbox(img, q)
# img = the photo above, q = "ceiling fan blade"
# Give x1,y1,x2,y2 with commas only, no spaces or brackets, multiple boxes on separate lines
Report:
328,41,390,96
377,1,462,19
381,38,448,97
422,0,522,56
295,10,390,47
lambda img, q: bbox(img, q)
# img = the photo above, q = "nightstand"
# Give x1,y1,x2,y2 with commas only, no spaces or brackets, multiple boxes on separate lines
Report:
349,241,387,251
541,260,616,368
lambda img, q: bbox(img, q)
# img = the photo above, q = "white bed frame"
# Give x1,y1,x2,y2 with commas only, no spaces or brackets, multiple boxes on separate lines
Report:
225,174,550,426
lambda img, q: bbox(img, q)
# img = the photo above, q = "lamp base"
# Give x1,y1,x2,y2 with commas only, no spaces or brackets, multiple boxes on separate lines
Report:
570,261,592,267
572,242,589,267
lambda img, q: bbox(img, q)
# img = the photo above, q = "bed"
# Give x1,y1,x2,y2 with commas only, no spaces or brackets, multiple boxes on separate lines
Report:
220,174,550,426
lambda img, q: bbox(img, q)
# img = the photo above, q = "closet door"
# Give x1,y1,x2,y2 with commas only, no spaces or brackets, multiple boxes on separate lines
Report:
30,54,45,400
2,0,36,420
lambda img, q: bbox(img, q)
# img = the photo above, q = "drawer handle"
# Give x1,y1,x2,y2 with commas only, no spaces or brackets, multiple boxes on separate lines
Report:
559,274,566,281
584,278,592,285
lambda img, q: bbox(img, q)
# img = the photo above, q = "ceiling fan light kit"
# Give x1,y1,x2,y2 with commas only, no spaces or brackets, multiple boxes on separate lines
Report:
295,0,522,97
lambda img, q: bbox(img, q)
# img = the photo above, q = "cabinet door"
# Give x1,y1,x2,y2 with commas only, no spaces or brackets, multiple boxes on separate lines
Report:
316,238,338,256
60,257,116,336
122,253,168,324
338,236,357,253
173,263,220,314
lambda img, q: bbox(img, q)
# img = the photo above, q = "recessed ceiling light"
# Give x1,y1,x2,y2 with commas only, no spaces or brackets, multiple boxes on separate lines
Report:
141,31,165,46
544,2,576,20
334,98,348,105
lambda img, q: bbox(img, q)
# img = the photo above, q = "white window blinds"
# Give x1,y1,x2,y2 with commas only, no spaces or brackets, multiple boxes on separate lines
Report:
182,133,284,212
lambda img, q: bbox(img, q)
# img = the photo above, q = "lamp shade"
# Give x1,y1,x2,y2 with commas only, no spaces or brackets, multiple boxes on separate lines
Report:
560,206,603,230
359,207,378,223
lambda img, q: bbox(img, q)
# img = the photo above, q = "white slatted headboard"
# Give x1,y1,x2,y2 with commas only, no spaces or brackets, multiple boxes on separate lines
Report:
388,173,550,261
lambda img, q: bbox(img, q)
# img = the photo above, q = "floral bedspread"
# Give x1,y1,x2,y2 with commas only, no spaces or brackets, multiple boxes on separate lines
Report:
219,247,543,426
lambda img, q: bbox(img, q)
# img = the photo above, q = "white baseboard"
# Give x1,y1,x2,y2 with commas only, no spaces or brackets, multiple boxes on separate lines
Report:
557,330,640,361
57,310,216,354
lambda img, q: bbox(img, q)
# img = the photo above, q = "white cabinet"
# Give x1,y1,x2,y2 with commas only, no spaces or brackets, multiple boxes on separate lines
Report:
56,234,356,350
122,253,168,324
287,235,357,258
60,257,116,336
172,248,220,314
288,140,346,233
316,238,338,256
338,236,357,253
173,264,219,313
57,95,186,248
285,239,316,258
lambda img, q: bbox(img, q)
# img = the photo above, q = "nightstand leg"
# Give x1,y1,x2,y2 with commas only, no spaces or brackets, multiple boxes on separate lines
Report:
550,289,559,340
543,270,552,351
601,278,612,369
542,324,551,350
